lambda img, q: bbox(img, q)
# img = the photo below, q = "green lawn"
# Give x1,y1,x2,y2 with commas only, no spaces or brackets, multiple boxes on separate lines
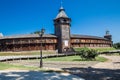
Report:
0,62,65,73
95,56,108,62
74,47,116,52
0,51,56,56
0,55,108,70
0,62,66,73
0,62,43,70
43,55,108,62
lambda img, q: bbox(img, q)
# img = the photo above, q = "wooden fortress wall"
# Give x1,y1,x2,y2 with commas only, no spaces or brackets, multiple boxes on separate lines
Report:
0,37,112,52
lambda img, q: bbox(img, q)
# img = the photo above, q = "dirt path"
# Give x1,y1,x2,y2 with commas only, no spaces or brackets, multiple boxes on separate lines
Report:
93,55,120,69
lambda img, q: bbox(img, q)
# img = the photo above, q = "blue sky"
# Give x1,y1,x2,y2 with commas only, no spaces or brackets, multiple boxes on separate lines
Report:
0,0,120,43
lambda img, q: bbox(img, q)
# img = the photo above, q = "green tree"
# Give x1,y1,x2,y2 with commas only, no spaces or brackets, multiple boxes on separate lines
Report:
113,42,120,49
31,31,41,34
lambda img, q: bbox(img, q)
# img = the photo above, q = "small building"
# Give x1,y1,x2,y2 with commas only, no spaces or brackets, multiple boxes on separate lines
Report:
0,6,112,53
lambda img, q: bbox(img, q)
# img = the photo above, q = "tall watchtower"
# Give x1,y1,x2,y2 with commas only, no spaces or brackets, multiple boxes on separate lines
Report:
54,6,71,53
104,30,112,41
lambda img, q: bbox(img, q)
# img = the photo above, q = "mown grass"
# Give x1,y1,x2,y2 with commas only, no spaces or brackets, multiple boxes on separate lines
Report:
74,47,116,52
0,51,56,56
0,62,43,70
95,56,108,62
43,55,108,62
0,62,66,73
0,55,108,70
93,47,116,52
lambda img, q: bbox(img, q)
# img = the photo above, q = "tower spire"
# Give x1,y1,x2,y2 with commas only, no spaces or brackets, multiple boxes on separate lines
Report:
55,0,68,19
106,30,110,35
60,0,64,10
61,0,63,7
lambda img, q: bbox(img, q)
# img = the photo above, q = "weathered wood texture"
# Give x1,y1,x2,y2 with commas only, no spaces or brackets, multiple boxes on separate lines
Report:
0,37,112,52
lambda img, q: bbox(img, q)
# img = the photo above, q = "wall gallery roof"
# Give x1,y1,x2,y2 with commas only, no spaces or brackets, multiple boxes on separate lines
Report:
0,34,108,40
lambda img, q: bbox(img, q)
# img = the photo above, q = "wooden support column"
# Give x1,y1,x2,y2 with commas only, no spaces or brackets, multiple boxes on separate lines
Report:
20,39,22,51
13,39,15,51
28,39,30,50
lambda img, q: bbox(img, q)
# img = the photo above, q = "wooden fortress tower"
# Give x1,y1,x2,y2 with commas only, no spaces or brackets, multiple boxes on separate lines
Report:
54,6,71,53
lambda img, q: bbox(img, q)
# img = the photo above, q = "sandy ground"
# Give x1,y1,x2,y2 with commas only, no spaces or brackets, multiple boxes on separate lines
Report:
93,55,120,69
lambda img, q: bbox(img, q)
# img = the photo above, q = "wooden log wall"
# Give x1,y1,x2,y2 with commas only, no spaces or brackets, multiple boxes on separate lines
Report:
0,37,113,51
71,38,112,48
0,37,57,51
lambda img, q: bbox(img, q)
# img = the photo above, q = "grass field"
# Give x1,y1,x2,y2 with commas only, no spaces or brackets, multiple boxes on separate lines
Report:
0,62,43,70
74,47,116,52
0,55,108,70
0,50,56,56
0,62,65,73
43,55,108,62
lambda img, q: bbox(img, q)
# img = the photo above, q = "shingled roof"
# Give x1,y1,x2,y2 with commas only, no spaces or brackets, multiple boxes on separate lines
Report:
56,6,68,19
71,34,108,40
0,34,57,39
0,34,108,40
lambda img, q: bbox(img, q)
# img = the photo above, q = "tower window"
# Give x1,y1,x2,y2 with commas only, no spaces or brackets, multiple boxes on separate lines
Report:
57,20,60,23
63,19,67,22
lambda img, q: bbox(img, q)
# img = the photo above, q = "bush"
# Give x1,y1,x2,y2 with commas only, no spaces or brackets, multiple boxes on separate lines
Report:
77,47,98,60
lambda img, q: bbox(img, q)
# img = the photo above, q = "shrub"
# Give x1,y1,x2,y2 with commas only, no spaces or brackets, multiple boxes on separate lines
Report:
77,47,98,60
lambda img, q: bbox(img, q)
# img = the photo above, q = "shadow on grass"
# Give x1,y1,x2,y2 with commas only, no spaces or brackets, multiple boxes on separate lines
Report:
62,67,120,80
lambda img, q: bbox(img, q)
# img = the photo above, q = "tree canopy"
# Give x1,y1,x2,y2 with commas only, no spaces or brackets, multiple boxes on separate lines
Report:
31,31,41,34
113,42,120,49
